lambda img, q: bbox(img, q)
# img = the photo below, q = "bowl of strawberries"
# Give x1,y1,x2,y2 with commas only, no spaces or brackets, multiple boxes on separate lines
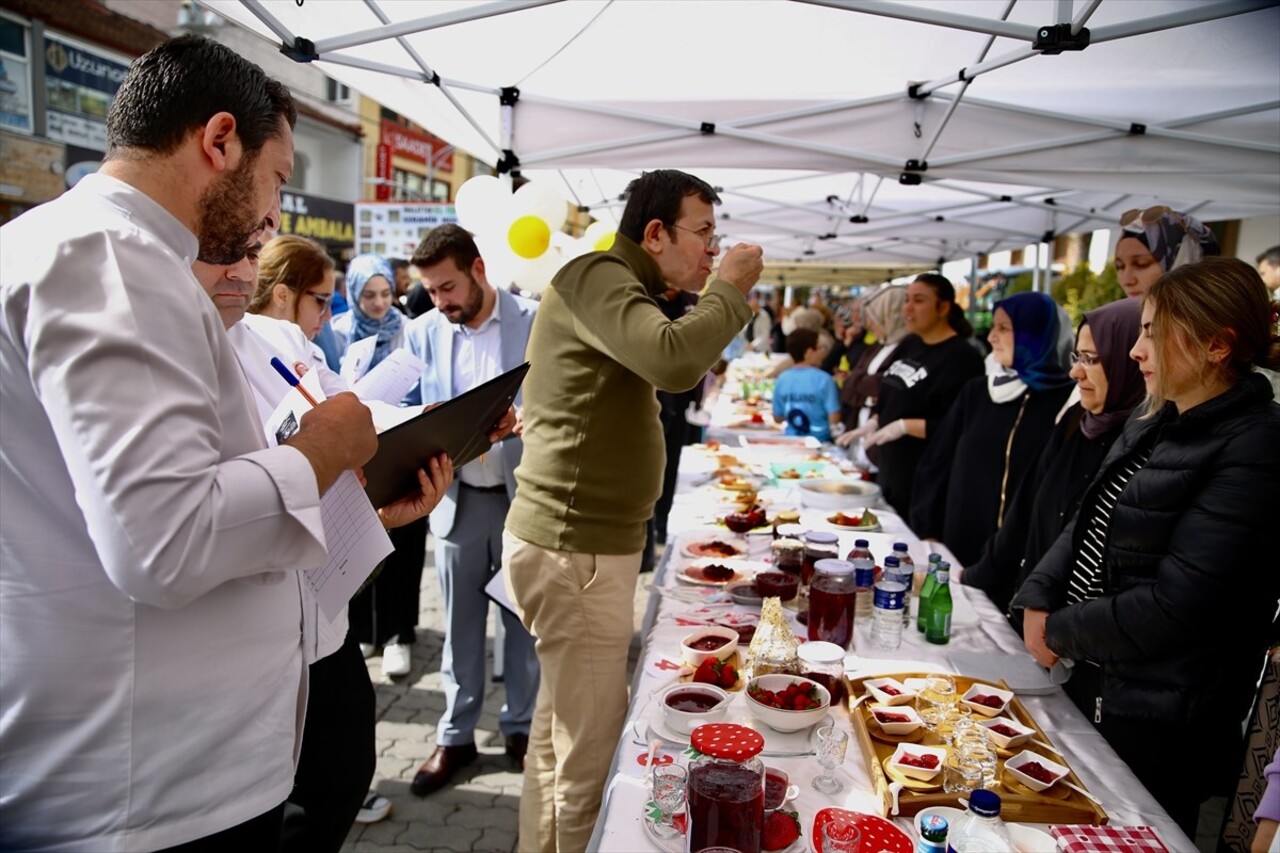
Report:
744,674,831,733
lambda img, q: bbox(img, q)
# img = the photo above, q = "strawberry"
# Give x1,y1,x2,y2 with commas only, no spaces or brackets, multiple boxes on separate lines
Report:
763,809,801,851
693,659,719,685
718,662,737,688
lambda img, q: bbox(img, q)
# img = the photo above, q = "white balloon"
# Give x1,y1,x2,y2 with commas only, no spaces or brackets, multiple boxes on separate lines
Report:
583,220,618,252
514,181,569,232
454,175,510,235
513,249,565,295
476,234,520,290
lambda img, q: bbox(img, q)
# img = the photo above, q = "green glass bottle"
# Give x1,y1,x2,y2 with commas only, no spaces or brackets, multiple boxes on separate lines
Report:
925,566,952,645
916,553,942,633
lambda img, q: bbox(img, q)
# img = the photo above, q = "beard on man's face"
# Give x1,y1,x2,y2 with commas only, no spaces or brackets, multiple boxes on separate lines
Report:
196,150,265,266
444,273,486,326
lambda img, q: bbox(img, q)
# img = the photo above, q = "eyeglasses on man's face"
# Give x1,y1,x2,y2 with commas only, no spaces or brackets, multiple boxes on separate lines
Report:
671,223,722,252
1070,350,1101,367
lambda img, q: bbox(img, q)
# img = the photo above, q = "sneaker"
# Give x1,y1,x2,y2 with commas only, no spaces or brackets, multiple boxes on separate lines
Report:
382,642,411,677
359,643,376,659
354,792,392,824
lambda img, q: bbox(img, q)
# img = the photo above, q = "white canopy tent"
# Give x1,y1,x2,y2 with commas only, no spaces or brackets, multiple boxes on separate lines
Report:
202,0,1280,271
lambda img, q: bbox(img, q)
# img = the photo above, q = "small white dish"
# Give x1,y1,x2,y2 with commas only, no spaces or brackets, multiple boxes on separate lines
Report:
1005,750,1070,793
864,677,916,706
1007,823,1058,853
961,683,1013,717
888,743,946,782
679,626,739,667
868,704,923,736
659,683,731,736
977,716,1034,750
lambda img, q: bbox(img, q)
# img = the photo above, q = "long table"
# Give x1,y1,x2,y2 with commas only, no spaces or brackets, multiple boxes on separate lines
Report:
587,432,1196,852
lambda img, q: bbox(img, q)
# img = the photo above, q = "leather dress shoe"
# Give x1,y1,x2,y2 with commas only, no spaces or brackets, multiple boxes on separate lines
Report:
410,743,477,796
504,733,529,769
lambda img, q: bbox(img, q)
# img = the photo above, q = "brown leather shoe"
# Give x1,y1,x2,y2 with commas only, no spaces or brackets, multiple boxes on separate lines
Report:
409,743,478,796
504,733,528,769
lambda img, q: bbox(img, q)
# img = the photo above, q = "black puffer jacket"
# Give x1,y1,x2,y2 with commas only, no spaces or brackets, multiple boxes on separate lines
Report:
1012,373,1280,726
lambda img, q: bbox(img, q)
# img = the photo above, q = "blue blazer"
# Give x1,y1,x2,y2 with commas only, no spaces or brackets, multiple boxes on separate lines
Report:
403,288,537,538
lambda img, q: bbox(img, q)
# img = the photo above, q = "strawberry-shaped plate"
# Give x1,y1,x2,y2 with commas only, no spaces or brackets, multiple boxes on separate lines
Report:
812,808,912,853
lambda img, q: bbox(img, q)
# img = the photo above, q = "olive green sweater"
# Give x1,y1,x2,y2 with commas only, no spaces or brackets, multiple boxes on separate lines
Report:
506,235,752,554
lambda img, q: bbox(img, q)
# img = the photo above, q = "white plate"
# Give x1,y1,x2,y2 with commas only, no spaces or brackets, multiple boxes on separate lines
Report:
680,538,748,559
1007,823,1057,852
678,558,769,586
638,701,831,757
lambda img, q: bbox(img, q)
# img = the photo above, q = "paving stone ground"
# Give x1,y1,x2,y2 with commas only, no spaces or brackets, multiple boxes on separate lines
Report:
340,535,654,853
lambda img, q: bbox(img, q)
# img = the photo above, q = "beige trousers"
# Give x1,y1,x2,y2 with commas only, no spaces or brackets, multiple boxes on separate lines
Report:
502,529,642,853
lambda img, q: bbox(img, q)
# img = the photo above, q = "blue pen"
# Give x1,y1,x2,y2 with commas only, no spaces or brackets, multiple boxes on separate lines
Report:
270,357,320,408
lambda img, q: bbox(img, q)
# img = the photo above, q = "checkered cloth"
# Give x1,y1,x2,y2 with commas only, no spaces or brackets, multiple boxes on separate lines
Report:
1051,825,1168,852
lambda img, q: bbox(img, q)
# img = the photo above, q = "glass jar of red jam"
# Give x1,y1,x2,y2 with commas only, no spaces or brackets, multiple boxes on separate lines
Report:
688,723,766,853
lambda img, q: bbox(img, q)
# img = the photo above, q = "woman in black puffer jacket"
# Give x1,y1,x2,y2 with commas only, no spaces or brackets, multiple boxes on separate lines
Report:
1013,257,1280,837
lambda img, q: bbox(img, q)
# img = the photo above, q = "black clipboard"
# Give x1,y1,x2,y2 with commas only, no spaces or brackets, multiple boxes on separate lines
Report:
362,362,531,507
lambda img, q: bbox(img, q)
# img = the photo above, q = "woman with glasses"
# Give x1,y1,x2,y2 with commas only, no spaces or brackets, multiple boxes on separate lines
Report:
909,291,1075,567
962,298,1145,617
841,274,984,515
1114,205,1219,298
248,234,337,357
1014,257,1280,836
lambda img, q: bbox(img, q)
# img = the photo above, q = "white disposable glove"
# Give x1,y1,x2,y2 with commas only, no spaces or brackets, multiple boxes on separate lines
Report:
685,402,711,427
835,416,878,447
864,418,907,448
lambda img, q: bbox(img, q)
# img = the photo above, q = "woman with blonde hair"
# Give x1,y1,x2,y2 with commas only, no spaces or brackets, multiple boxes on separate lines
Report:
248,234,337,343
1014,257,1280,836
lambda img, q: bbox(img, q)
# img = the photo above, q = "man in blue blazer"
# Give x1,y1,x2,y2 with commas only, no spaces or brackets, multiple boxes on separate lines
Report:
402,225,540,795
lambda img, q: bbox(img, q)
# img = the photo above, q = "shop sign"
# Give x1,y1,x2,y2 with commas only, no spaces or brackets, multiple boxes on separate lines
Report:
43,34,129,152
278,189,355,246
380,119,452,172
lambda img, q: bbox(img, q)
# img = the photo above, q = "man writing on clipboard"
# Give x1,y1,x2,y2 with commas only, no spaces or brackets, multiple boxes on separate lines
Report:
403,224,540,796
501,169,765,851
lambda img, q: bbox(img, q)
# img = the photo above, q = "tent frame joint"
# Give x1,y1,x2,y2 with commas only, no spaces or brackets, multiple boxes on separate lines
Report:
1128,122,1147,135
700,121,716,135
904,159,928,172
497,149,521,176
1033,23,1091,54
907,82,927,100
279,36,318,63
500,86,521,106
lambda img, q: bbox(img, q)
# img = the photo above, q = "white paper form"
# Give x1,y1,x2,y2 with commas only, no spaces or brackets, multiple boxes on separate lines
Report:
339,335,378,386
262,369,393,619
353,348,427,405
306,470,393,619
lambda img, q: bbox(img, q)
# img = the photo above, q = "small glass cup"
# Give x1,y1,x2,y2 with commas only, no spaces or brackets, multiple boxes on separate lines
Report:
651,763,687,839
813,724,849,794
821,819,863,852
920,674,957,711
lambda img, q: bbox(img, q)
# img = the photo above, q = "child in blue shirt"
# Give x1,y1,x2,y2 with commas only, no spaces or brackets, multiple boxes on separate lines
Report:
773,328,841,441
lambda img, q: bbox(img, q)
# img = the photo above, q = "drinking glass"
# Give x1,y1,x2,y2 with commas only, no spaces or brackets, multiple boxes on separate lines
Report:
920,674,957,711
822,819,863,852
942,750,984,795
651,763,688,838
813,724,849,794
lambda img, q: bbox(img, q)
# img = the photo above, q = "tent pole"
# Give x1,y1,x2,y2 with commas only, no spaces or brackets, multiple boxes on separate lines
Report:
930,130,1120,167
792,0,1038,41
1072,0,1104,35
1055,0,1072,25
912,46,1037,98
311,0,561,54
360,0,503,157
968,255,979,323
1089,0,1275,43
239,0,297,45
1033,244,1042,293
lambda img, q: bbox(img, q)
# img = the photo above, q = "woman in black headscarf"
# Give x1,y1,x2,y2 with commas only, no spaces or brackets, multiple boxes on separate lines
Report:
910,292,1075,566
962,298,1146,618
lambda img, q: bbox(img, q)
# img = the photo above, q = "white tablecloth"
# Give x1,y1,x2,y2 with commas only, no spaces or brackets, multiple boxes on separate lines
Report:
588,439,1196,853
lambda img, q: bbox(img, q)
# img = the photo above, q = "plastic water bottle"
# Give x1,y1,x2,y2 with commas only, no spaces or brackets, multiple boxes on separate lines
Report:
869,574,907,651
884,554,914,628
845,537,872,563
946,790,1013,852
853,556,875,619
917,553,941,633
917,813,949,853
925,565,953,646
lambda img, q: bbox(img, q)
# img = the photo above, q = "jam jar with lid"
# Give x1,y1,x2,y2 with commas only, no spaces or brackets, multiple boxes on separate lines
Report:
797,640,847,706
801,531,839,585
688,723,766,853
808,558,858,649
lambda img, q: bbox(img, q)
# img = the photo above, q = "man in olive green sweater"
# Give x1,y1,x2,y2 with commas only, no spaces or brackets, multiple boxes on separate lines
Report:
502,170,763,851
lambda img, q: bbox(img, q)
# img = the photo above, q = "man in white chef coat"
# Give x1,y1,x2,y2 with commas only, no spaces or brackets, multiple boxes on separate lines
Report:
0,35,377,852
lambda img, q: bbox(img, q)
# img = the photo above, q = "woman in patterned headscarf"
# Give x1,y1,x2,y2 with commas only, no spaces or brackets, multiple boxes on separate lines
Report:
1114,206,1220,298
331,253,405,371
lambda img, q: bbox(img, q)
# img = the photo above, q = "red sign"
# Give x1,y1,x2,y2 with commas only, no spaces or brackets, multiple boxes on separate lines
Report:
380,119,453,172
375,143,391,201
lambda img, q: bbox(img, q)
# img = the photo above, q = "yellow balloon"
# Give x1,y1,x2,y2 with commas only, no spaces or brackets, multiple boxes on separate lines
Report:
592,230,616,252
508,215,551,259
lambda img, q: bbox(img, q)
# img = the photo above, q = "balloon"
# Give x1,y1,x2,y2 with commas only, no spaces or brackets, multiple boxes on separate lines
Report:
476,234,520,290
513,251,564,295
508,215,552,259
454,175,509,234
514,182,568,232
584,220,616,252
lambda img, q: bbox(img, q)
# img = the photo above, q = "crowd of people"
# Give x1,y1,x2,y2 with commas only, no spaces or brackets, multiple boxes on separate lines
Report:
1,32,1278,853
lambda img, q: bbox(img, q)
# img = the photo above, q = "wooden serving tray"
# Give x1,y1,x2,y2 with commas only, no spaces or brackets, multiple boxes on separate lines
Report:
845,672,1109,825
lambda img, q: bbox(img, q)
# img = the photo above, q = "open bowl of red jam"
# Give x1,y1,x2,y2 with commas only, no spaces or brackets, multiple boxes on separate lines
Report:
869,704,923,736
661,683,731,734
961,683,1013,717
977,715,1034,750
680,626,739,667
1005,750,1069,792
889,743,947,782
